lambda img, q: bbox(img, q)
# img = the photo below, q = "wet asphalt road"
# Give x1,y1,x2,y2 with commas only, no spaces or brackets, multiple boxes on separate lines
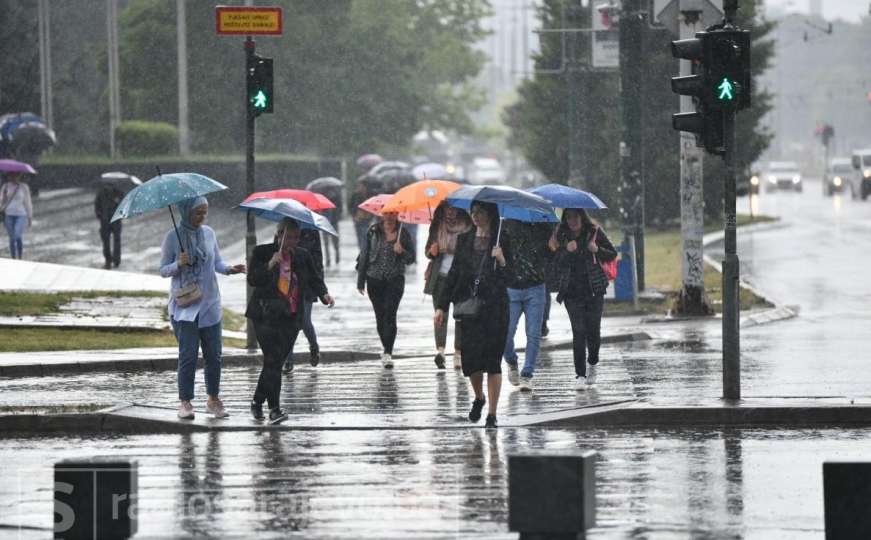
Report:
3,181,871,537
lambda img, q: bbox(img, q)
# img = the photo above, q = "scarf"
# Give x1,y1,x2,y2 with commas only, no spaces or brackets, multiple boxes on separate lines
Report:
176,196,208,266
277,250,300,314
437,218,470,255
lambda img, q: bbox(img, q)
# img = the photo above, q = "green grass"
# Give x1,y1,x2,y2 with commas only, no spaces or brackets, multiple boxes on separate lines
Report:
0,327,247,352
0,290,164,317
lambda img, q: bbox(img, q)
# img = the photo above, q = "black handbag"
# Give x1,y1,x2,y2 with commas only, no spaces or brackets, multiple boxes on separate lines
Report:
452,249,489,321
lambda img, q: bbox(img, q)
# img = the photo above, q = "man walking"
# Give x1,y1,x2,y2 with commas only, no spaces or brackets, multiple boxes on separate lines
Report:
94,182,124,268
503,220,554,391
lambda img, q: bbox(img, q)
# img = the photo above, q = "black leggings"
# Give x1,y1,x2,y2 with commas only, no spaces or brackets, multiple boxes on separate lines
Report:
252,318,299,410
366,277,404,354
564,294,604,377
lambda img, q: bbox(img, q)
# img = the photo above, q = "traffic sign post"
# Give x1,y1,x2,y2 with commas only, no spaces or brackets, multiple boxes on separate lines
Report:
216,5,283,349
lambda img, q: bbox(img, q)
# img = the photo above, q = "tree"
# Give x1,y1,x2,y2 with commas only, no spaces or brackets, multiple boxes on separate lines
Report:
0,2,40,117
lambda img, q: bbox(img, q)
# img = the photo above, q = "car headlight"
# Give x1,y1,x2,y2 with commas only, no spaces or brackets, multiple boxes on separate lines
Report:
864,169,871,179
833,176,842,186
750,176,759,186
768,175,777,184
792,175,801,184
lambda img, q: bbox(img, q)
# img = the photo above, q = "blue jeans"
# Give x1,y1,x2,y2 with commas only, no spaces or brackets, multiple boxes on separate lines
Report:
503,283,547,377
4,214,26,259
171,317,222,401
285,300,318,366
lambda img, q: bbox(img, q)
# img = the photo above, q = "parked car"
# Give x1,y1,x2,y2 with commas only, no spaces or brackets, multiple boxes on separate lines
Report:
823,158,854,196
851,149,871,200
764,161,802,192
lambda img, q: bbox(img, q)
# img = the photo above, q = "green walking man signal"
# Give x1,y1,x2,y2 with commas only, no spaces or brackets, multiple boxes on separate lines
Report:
247,55,274,116
718,78,735,101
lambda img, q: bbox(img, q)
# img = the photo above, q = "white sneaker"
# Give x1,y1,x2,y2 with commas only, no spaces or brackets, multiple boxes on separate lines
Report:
177,400,194,420
506,364,520,386
586,364,598,385
519,376,533,392
381,352,394,369
575,376,586,391
206,398,229,418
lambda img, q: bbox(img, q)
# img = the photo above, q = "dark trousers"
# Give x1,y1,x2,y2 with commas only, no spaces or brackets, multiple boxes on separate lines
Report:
564,294,604,377
322,228,340,266
252,318,300,410
542,291,552,328
366,276,404,354
99,220,122,266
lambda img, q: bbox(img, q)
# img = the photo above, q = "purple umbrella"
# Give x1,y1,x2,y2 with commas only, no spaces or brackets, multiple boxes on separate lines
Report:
0,159,36,174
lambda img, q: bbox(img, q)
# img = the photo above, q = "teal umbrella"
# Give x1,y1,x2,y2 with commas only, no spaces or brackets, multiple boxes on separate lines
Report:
110,172,227,223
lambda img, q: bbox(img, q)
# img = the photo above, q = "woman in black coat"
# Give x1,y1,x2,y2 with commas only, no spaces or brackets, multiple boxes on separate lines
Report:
246,218,334,424
435,201,509,429
549,208,617,390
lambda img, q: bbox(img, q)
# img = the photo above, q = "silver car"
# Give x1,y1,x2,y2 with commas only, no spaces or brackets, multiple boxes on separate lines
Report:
764,161,802,192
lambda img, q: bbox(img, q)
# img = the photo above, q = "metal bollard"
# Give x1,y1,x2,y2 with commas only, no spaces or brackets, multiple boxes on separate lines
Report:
508,452,596,539
824,462,871,540
54,458,138,540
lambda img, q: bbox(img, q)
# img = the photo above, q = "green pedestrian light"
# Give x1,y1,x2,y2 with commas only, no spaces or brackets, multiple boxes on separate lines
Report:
246,55,274,116
253,90,268,110
717,78,735,101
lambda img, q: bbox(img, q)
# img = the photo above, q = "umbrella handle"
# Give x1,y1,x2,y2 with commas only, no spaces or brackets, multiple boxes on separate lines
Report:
168,205,185,254
493,218,503,270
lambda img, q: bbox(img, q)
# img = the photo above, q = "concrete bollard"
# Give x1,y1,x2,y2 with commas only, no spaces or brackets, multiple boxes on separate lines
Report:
508,452,596,540
54,458,138,540
824,462,871,540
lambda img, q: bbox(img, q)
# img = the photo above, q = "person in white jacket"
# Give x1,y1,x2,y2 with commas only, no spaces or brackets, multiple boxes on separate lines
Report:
0,172,33,259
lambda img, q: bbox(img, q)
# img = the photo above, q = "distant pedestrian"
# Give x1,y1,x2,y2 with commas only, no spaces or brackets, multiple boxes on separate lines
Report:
502,220,555,391
550,208,617,389
349,181,373,253
322,188,342,266
424,202,472,370
159,196,246,420
356,211,415,368
283,227,325,372
0,172,33,259
435,201,509,429
247,218,334,424
94,182,124,268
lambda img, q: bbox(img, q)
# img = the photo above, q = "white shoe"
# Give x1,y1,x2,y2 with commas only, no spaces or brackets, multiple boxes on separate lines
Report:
381,352,394,369
575,376,586,391
586,364,598,385
507,365,520,386
177,400,194,420
519,376,533,392
206,398,229,418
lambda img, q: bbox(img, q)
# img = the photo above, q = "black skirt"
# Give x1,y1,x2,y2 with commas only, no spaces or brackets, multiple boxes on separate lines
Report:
458,293,509,376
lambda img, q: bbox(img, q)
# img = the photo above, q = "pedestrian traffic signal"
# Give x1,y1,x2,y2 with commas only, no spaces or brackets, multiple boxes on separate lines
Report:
671,32,724,155
705,29,751,111
247,55,273,116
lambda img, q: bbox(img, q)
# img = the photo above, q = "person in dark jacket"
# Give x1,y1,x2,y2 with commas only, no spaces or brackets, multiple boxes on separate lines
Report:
94,183,124,268
424,202,472,370
356,211,415,368
321,187,343,267
435,201,509,429
283,228,324,372
349,181,373,252
549,208,617,390
246,218,334,424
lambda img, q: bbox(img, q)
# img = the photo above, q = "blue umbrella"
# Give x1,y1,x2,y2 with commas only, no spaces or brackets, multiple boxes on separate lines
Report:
446,184,558,224
529,183,607,209
111,172,227,222
239,197,338,237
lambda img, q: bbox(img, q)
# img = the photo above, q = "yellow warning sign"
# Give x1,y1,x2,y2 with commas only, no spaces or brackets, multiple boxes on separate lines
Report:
215,6,283,35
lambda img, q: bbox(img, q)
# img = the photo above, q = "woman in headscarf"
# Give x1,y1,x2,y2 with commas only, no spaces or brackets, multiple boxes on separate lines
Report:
424,202,472,370
247,218,334,425
159,196,246,420
434,202,510,429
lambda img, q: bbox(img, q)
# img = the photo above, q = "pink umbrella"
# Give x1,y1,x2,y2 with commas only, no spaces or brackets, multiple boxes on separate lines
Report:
0,159,36,174
242,189,335,211
358,194,430,224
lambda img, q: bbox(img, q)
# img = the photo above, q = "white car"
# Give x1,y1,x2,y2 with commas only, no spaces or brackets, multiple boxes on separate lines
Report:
851,149,871,200
764,161,802,192
823,158,854,197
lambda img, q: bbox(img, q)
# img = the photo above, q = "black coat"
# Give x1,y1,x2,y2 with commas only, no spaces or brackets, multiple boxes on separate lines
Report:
245,243,329,322
553,227,618,302
435,230,510,312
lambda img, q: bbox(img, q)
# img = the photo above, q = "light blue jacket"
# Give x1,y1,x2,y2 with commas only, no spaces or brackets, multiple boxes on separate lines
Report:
160,225,230,327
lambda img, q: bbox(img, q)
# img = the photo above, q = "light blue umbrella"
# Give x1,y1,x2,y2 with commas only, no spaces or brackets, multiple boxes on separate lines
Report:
110,172,227,223
239,197,338,236
446,184,558,224
529,183,607,209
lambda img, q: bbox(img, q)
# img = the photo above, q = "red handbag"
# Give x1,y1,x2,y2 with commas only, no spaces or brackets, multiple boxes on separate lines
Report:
592,228,617,281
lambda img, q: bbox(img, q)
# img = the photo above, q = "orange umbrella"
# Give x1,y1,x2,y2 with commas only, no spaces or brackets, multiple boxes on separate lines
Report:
358,194,431,224
380,179,460,219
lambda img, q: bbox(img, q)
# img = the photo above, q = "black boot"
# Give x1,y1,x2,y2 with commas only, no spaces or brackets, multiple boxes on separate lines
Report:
250,400,264,420
484,414,498,429
269,408,289,425
309,346,320,367
468,398,486,423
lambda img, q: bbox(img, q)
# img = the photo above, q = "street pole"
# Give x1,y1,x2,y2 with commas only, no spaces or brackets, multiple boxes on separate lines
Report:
37,0,53,129
106,0,121,158
722,108,740,400
245,37,257,350
566,3,586,189
676,9,710,315
176,0,190,156
619,0,646,291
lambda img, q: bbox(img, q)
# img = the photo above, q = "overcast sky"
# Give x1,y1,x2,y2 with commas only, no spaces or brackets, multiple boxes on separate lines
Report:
764,0,867,22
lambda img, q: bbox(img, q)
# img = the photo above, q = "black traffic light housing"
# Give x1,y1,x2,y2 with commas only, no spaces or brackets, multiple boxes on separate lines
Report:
247,54,273,116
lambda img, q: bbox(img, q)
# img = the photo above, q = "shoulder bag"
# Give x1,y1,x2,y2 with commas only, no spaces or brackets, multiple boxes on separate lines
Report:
452,248,489,320
172,254,203,307
592,227,617,281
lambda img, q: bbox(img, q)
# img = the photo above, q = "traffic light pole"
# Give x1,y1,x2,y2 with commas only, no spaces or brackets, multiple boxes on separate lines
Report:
566,2,588,189
245,36,257,350
722,108,740,400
